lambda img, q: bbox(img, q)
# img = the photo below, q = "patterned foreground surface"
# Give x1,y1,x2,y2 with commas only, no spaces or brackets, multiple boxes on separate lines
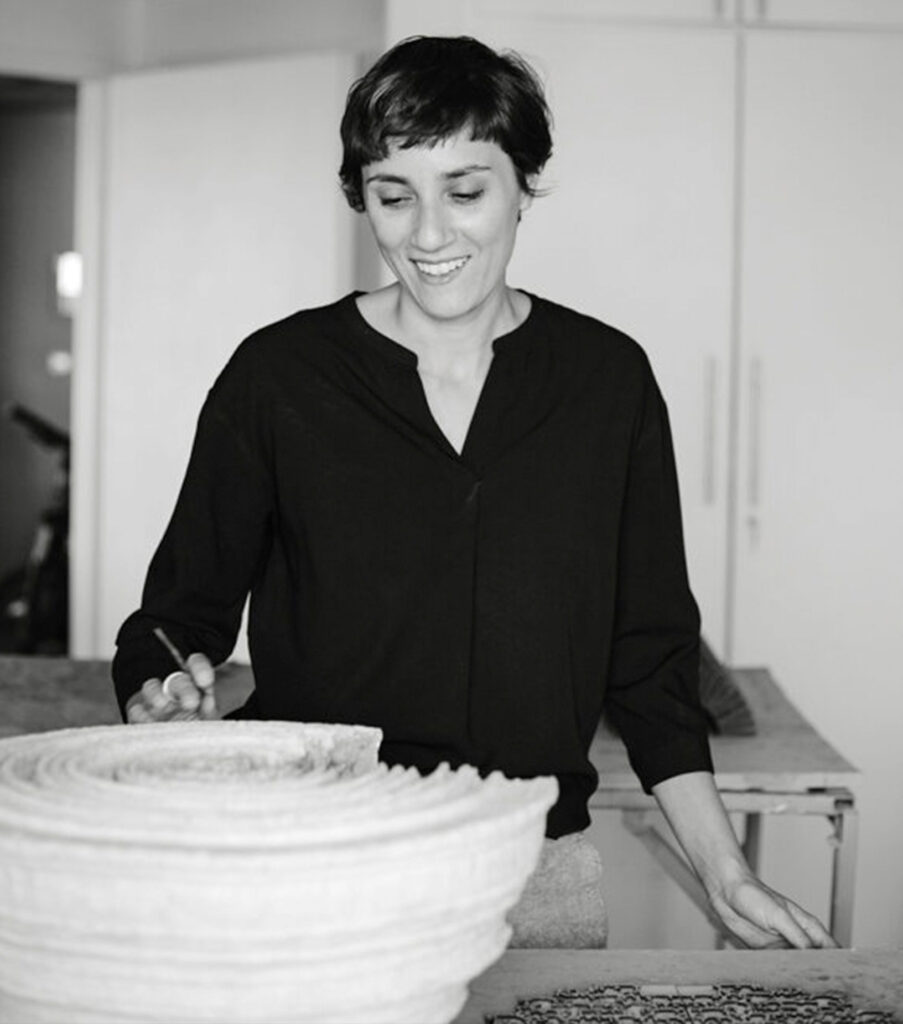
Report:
487,983,899,1023
454,950,903,1024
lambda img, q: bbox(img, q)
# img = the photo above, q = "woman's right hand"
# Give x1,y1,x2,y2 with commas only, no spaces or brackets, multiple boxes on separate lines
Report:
125,653,217,723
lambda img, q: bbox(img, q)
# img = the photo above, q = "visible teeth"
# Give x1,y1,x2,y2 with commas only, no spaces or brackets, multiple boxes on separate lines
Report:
415,257,468,276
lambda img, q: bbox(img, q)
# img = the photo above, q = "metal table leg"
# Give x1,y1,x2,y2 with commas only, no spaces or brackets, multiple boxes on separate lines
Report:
828,800,858,947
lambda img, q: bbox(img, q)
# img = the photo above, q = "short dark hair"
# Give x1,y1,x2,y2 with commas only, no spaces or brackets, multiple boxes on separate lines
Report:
339,35,553,212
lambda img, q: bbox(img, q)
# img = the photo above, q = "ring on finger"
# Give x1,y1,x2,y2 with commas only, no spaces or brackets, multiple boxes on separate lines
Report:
161,673,181,699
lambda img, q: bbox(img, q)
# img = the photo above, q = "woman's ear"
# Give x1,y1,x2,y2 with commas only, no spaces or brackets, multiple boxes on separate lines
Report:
524,177,539,203
519,176,538,218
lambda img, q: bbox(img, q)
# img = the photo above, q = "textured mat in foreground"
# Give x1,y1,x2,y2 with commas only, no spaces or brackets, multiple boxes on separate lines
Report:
486,983,900,1023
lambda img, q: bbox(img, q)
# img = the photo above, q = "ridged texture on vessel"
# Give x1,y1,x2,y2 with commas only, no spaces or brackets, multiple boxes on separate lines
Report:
0,721,557,1024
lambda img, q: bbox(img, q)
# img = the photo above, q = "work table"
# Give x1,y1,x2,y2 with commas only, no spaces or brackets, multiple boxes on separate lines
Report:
452,948,903,1022
0,656,891,1021
0,656,861,945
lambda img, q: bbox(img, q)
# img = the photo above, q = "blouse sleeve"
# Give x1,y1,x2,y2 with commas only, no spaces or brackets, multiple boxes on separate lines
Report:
111,351,273,717
603,354,714,792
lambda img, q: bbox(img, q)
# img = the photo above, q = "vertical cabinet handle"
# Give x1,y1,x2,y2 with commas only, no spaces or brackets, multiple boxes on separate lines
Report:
746,357,763,547
703,356,718,505
747,357,762,507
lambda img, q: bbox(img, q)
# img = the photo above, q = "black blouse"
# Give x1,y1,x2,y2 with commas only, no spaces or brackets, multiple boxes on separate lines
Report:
113,292,713,837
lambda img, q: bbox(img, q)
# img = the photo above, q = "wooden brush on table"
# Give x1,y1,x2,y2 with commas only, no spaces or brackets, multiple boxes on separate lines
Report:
698,638,756,736
600,638,756,737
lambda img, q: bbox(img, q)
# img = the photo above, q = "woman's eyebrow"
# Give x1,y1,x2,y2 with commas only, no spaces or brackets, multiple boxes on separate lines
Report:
444,164,492,179
365,173,409,185
365,164,492,186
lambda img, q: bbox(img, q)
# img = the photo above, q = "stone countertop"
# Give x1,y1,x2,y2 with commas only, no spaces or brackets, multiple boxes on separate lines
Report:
0,655,254,737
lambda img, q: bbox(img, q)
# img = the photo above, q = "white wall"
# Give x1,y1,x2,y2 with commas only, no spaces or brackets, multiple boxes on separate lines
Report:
71,53,359,659
0,0,385,77
0,0,129,79
137,0,385,69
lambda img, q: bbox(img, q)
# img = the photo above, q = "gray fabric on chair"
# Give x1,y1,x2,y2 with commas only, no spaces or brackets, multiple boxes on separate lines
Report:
507,831,608,948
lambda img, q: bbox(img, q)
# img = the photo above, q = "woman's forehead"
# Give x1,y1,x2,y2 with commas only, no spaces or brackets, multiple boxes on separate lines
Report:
364,133,513,178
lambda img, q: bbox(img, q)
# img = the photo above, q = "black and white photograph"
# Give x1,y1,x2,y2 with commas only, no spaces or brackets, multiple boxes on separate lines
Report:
0,1,901,1021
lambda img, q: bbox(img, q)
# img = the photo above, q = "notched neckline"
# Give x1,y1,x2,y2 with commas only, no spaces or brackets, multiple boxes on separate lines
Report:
341,290,540,369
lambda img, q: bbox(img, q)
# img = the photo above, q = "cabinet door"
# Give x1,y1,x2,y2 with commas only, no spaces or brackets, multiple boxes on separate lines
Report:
387,4,737,654
734,29,903,944
72,54,357,657
747,0,903,29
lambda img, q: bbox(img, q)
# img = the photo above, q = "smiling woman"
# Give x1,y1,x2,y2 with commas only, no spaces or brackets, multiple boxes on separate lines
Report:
339,37,551,445
113,35,834,955
360,137,528,334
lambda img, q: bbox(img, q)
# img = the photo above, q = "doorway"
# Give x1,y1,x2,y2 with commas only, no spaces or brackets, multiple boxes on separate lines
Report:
0,75,76,653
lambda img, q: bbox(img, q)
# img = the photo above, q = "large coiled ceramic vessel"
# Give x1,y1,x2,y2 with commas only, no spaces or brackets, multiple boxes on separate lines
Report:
0,721,556,1024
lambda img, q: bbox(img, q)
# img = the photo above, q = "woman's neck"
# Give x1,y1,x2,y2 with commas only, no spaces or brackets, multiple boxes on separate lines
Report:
360,283,529,380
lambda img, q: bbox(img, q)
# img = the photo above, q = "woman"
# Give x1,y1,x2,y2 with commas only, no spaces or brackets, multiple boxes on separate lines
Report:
114,35,833,950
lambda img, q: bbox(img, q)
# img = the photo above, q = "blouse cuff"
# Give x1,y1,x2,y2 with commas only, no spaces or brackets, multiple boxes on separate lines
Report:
628,735,715,795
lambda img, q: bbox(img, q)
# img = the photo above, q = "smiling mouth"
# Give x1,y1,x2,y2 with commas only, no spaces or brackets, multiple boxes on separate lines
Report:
412,256,470,279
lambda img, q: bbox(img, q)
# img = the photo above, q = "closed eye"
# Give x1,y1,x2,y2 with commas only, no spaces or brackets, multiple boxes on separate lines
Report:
451,189,484,204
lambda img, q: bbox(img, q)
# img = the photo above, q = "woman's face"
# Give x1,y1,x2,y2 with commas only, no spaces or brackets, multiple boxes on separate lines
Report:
362,132,532,324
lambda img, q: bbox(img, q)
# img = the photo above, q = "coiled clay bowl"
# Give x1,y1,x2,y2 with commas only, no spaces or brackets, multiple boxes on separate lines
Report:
0,721,557,1024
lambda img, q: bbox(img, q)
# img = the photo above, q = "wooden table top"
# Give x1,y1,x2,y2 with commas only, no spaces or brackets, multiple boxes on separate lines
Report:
0,658,858,796
590,667,858,794
453,948,903,1022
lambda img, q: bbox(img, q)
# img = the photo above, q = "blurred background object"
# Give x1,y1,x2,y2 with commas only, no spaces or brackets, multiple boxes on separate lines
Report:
0,73,75,635
0,403,69,654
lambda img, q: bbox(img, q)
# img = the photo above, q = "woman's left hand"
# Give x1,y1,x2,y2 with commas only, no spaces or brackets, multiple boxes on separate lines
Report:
708,871,837,948
652,771,837,949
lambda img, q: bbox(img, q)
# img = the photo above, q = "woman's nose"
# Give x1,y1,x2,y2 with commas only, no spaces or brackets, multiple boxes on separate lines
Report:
411,200,452,252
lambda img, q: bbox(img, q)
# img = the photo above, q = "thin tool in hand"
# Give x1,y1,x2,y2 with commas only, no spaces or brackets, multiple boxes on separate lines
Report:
153,626,190,674
153,627,214,719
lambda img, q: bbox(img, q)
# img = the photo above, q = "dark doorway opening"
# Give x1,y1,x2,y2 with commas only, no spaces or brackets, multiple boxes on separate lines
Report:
0,75,77,654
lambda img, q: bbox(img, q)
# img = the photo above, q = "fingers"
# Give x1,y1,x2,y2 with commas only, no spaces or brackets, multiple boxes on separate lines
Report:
786,899,838,948
144,677,175,714
186,652,215,691
712,879,835,949
186,653,217,719
765,904,816,950
163,672,201,710
125,652,218,725
126,678,169,723
756,887,835,949
126,674,200,723
710,895,788,949
126,690,156,723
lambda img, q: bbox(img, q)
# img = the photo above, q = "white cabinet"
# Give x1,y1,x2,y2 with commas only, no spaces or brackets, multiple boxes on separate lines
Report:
734,25,903,735
735,19,903,743
734,25,903,944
